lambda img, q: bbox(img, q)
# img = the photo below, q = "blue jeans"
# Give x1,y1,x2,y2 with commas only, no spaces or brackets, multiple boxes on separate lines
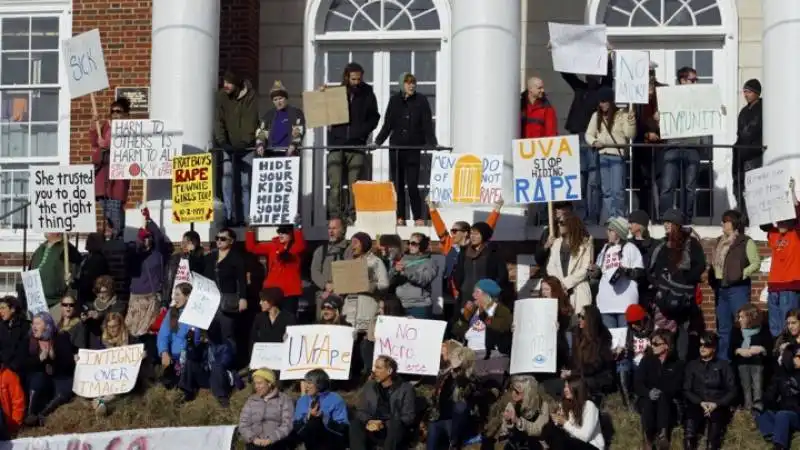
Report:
577,146,601,225
757,410,800,448
599,154,626,220
659,148,699,221
98,198,125,240
406,306,432,319
221,150,253,222
769,291,800,337
602,313,630,374
715,282,752,360
426,401,470,450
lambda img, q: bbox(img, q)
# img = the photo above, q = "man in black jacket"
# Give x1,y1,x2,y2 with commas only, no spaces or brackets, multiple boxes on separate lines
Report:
635,329,684,449
733,78,763,223
326,62,381,224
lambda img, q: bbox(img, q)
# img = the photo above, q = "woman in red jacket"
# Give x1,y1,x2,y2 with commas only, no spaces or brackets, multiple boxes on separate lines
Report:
245,224,307,319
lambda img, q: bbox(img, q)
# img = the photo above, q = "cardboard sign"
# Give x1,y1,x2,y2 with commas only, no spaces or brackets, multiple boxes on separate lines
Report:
548,23,608,75
21,269,48,315
249,342,285,370
510,298,558,374
249,157,300,225
656,85,725,139
179,272,220,330
744,166,796,225
110,119,182,180
429,153,503,204
512,135,582,204
302,87,349,128
373,316,446,376
73,344,145,398
30,165,96,233
281,325,354,380
352,181,397,236
331,259,370,294
62,29,109,98
172,154,214,223
614,50,649,104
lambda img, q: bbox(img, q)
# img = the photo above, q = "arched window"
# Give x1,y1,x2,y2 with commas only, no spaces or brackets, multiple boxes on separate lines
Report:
323,0,440,32
600,0,721,27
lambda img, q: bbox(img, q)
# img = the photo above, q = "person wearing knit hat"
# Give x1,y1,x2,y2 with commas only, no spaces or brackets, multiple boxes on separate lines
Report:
661,208,684,227
255,80,306,158
451,278,513,366
743,78,761,96
733,78,763,224
625,304,647,324
239,368,294,448
605,216,629,240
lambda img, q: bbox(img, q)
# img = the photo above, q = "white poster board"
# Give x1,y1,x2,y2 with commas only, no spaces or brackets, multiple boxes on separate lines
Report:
373,316,446,376
547,23,608,75
281,325,354,380
609,327,628,351
614,50,649,104
512,135,582,204
110,119,182,180
72,344,145,398
30,165,96,233
178,272,220,330
429,153,503,204
21,269,48,315
656,85,725,139
249,342,285,370
62,29,109,98
249,157,300,225
510,298,559,374
744,166,796,225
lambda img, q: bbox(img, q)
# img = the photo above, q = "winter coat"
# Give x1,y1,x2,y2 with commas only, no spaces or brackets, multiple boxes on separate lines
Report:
156,308,198,361
255,105,306,148
764,350,800,414
520,94,558,139
546,237,594,313
53,320,87,377
126,220,169,296
683,357,737,407
584,109,636,157
327,82,380,146
90,120,130,201
214,80,260,149
389,253,439,309
734,98,763,161
375,91,437,147
73,251,109,306
309,239,353,291
293,391,349,450
453,242,510,306
245,228,307,297
250,310,296,344
29,240,82,307
0,317,30,374
729,325,772,367
0,368,24,437
560,62,614,134
238,390,295,444
355,379,416,426
452,302,513,356
647,230,706,320
634,351,685,400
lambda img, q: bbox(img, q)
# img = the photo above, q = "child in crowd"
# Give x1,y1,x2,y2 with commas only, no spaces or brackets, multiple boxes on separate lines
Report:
625,304,654,369
729,303,772,412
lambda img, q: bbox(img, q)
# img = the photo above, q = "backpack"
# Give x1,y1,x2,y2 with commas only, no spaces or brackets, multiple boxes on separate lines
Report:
649,240,696,319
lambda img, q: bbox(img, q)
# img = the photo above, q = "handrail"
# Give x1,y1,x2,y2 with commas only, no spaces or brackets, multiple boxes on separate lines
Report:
0,201,31,225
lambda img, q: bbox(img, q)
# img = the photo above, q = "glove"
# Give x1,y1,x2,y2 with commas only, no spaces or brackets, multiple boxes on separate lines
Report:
649,388,661,401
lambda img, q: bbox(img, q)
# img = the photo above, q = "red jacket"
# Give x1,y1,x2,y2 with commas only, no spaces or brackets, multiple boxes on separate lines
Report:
90,121,130,202
0,369,24,436
520,96,558,139
245,228,307,297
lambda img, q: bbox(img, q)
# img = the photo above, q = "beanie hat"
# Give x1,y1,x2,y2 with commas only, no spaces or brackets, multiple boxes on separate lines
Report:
628,209,650,227
352,232,373,252
398,72,416,86
270,80,289,99
597,86,614,103
743,78,761,95
475,279,502,298
625,304,647,324
471,221,493,242
321,296,343,311
605,217,629,239
662,208,685,226
223,70,242,88
252,368,276,385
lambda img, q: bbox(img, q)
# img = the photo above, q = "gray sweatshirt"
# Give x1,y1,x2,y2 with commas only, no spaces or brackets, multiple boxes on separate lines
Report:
389,254,439,309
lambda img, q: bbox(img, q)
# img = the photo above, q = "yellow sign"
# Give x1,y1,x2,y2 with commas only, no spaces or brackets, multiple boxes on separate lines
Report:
453,154,482,203
516,136,574,159
171,154,213,223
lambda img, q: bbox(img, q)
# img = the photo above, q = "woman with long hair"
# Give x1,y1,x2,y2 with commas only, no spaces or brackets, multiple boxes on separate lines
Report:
546,215,594,314
774,309,800,363
156,283,194,389
245,224,307,318
0,296,30,375
427,342,479,450
82,275,125,343
91,312,138,416
23,312,63,426
542,378,605,449
537,277,572,378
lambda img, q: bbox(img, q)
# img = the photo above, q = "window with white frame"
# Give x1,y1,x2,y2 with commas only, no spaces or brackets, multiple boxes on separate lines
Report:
0,15,62,229
601,0,722,27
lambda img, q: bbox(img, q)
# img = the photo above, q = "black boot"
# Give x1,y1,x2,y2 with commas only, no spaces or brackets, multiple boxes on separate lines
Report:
23,390,39,427
31,394,66,425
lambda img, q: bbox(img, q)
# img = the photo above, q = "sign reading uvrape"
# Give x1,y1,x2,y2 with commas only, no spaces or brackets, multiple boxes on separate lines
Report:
614,50,649,104
510,298,558,374
429,153,503,204
656,85,725,139
282,325,353,380
110,119,182,180
373,316,446,376
179,272,220,330
73,344,145,398
512,135,582,204
62,29,109,98
172,154,214,223
249,157,300,225
744,165,796,225
30,165,96,233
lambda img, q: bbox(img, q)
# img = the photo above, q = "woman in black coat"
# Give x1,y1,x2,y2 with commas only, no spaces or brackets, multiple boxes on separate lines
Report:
74,232,110,307
0,296,30,375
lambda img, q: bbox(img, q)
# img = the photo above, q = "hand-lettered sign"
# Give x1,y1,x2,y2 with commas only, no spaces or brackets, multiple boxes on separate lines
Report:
510,298,558,374
179,272,220,330
172,154,214,223
656,85,725,139
373,316,446,376
110,119,182,180
614,50,649,104
281,325,353,380
249,157,300,225
72,344,145,398
512,135,582,204
62,29,109,98
30,165,96,233
429,153,503,204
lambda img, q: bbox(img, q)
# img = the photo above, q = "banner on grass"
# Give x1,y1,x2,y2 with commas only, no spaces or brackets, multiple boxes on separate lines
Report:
73,344,145,398
429,152,503,204
7,425,236,449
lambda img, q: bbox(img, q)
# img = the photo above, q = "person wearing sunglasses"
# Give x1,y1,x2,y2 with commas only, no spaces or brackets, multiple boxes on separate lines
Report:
682,332,736,450
90,97,132,240
204,228,248,343
389,233,437,319
756,343,800,450
496,375,550,450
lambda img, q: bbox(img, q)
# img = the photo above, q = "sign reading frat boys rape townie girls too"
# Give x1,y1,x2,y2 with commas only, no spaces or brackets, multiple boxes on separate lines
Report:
512,135,582,204
110,119,182,180
172,154,214,223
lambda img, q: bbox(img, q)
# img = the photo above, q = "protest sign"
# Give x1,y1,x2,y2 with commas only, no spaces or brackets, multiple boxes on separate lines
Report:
62,29,109,98
429,153,503,204
174,259,192,287
512,135,582,204
30,165,96,233
179,272,220,330
302,87,349,128
656,85,725,139
172,154,214,223
510,298,558,374
331,259,370,294
9,425,236,449
249,342,285,370
614,50,649,104
110,119,182,180
744,166,796,225
548,23,608,75
73,344,145,398
282,325,354,380
21,269,48,315
249,156,300,225
352,181,397,236
373,316,446,376
609,328,628,350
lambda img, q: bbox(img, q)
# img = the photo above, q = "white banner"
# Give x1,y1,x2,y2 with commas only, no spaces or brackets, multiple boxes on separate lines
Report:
744,166,796,225
6,425,236,449
249,157,300,225
548,23,608,75
614,50,649,104
373,316,446,376
656,85,725,139
30,165,96,233
429,153,503,204
72,344,145,398
110,119,182,180
510,298,558,374
282,325,353,380
178,272,220,330
62,29,109,98
512,135,582,204
249,342,285,370
20,270,47,315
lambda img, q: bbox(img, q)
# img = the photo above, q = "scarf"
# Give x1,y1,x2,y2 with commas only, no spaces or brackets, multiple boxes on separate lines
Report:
741,327,760,348
712,232,737,277
60,317,80,332
94,295,117,312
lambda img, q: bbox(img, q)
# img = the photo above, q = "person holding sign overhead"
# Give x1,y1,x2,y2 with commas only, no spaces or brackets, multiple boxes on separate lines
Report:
245,222,306,318
255,80,306,157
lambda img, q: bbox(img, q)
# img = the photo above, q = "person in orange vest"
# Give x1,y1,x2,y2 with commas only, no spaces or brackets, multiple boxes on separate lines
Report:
0,366,25,437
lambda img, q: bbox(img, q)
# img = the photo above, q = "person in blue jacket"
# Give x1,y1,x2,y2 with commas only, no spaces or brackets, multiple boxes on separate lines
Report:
293,368,349,450
179,320,242,407
157,283,196,389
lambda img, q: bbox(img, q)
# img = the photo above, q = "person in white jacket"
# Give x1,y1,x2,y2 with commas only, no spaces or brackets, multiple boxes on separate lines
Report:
546,214,594,314
544,378,605,450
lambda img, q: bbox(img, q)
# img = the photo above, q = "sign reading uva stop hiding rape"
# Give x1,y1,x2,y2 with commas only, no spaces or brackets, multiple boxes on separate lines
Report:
512,135,582,204
172,154,214,223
